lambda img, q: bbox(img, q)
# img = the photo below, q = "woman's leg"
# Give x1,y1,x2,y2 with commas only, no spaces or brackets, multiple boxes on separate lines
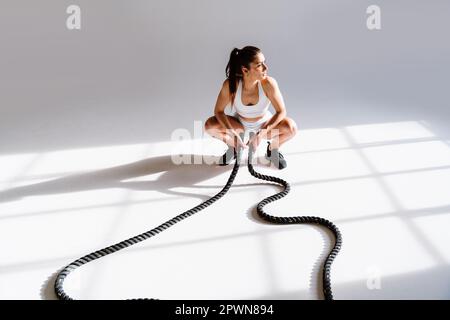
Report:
204,115,245,149
264,117,298,150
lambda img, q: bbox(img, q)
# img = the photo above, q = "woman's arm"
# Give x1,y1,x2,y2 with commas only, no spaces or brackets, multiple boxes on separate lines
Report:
259,76,287,134
214,80,236,132
213,80,246,149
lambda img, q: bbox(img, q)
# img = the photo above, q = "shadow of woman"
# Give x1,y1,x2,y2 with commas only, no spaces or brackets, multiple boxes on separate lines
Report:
0,152,272,299
22,153,236,300
0,154,242,206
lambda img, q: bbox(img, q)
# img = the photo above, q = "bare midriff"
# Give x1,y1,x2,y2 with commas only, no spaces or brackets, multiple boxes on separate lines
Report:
238,114,265,122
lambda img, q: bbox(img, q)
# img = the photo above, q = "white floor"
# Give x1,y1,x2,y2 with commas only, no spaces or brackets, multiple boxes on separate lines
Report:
1,122,449,300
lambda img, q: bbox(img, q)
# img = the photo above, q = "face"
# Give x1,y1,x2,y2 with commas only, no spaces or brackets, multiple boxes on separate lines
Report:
242,52,268,81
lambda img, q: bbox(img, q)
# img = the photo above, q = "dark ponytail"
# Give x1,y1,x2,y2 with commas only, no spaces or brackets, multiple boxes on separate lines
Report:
225,46,261,106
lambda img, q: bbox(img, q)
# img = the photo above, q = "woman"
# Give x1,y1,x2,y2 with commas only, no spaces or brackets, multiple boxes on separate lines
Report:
204,46,297,169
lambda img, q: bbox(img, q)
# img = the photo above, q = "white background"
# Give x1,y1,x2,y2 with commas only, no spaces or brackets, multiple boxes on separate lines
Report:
0,0,449,299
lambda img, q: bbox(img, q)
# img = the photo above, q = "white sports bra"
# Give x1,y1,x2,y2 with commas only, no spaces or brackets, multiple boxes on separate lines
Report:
232,80,271,118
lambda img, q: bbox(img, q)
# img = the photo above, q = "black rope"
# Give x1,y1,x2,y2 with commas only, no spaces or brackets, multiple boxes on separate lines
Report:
247,139,342,300
54,133,342,300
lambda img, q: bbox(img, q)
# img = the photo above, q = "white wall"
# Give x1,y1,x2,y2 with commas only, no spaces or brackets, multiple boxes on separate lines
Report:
0,0,449,152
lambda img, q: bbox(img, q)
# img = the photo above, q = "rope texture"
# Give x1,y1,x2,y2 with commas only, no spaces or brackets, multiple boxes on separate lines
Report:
55,137,342,300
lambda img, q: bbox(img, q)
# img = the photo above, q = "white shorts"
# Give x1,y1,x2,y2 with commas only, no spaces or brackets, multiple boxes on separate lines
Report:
234,111,273,133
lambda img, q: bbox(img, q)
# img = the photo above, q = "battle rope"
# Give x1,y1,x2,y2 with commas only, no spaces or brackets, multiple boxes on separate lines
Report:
247,140,342,300
54,133,342,300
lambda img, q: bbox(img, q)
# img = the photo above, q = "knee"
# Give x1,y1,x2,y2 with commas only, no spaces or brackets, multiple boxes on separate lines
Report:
286,118,298,136
204,116,217,131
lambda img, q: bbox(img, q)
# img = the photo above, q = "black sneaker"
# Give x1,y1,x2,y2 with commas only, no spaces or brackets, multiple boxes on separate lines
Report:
218,146,236,166
265,141,287,169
